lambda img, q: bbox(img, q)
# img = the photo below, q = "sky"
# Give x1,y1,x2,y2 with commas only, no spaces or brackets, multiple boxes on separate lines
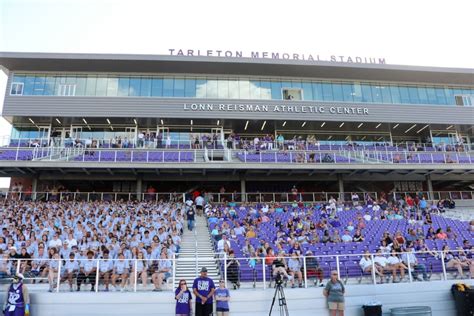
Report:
0,0,473,187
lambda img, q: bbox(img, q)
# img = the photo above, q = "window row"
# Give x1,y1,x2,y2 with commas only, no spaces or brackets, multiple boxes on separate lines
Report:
10,74,474,106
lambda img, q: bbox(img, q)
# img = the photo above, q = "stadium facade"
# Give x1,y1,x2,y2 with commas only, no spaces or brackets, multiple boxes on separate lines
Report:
0,52,473,200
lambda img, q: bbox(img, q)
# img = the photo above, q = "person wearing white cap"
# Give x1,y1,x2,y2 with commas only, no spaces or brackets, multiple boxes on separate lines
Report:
3,273,30,316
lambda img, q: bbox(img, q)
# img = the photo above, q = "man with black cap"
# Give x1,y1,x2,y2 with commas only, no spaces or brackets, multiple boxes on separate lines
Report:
3,273,30,316
193,267,216,316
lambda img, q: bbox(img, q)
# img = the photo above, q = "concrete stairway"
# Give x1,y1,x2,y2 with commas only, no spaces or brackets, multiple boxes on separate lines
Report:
174,215,220,287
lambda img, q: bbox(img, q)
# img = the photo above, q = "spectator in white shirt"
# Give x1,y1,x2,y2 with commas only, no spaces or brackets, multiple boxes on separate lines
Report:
363,211,372,222
62,252,79,291
359,250,384,283
99,251,114,291
217,235,231,253
112,253,130,292
387,250,407,282
48,234,63,249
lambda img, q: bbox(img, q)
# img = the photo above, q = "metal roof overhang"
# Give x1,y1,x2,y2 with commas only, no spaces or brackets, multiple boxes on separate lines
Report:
1,52,473,86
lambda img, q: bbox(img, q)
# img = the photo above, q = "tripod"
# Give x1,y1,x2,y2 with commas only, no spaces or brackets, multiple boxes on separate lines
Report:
269,281,290,316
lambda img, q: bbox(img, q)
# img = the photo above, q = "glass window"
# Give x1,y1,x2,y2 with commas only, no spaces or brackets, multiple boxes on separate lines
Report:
239,79,250,99
352,82,362,102
95,76,108,96
184,78,196,97
206,79,218,98
426,87,437,104
41,76,54,95
140,77,152,97
250,81,261,99
360,84,372,102
174,78,185,97
85,75,97,96
312,82,323,101
380,85,392,103
321,82,333,101
118,77,130,97
417,87,428,104
302,82,313,100
445,88,456,105
66,76,76,85
75,76,86,96
260,81,271,99
291,81,302,89
389,86,400,103
151,78,163,97
217,79,229,99
228,80,239,99
435,88,447,105
23,76,36,95
163,78,174,97
129,78,141,96
33,75,45,95
10,83,24,95
341,83,354,102
407,87,419,104
398,86,410,103
332,83,344,101
196,79,207,98
270,81,282,99
12,74,25,84
371,85,383,103
106,77,118,96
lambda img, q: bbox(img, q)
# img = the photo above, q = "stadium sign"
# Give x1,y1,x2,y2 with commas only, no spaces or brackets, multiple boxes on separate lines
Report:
169,48,386,64
183,103,369,115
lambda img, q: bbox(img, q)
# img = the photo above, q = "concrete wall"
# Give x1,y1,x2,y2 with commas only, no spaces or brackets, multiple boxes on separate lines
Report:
0,280,467,316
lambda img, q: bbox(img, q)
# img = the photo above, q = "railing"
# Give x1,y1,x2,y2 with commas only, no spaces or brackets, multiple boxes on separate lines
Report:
4,146,472,165
1,249,471,292
3,191,474,203
2,136,472,153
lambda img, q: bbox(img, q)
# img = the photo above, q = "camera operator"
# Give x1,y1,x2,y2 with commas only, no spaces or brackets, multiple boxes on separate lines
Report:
272,252,292,282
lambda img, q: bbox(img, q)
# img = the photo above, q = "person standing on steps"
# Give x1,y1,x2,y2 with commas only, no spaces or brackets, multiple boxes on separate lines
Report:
193,267,216,316
195,194,204,217
186,205,196,231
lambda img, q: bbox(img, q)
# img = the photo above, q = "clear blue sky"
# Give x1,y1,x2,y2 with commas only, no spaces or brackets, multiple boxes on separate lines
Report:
0,0,473,187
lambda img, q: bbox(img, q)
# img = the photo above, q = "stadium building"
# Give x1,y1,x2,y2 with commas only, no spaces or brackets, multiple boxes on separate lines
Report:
0,52,473,200
0,52,473,315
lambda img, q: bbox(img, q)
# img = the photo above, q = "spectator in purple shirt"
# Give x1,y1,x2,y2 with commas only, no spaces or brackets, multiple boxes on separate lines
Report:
175,279,192,316
193,267,216,316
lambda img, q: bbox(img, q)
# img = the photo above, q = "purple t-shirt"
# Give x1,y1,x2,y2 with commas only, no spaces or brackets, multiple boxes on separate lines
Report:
175,288,192,315
192,277,215,304
215,288,230,310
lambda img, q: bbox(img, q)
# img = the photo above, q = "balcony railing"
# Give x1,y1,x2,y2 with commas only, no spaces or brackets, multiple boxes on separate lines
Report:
3,190,474,203
2,136,472,153
1,249,471,293
0,146,473,164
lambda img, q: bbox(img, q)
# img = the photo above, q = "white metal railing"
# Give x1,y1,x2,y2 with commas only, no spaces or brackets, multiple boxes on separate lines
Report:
1,249,471,292
1,146,472,164
3,190,474,203
2,136,472,153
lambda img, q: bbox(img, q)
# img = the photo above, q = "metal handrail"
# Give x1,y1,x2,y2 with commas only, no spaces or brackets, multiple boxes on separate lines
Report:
2,249,471,292
3,190,474,203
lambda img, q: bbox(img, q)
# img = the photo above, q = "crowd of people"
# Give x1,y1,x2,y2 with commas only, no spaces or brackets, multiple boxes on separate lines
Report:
204,191,473,288
0,200,184,292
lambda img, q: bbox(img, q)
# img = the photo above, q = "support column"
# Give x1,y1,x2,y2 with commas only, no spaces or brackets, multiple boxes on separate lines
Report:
136,177,143,201
32,177,38,201
426,175,434,200
337,174,344,201
240,178,246,202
